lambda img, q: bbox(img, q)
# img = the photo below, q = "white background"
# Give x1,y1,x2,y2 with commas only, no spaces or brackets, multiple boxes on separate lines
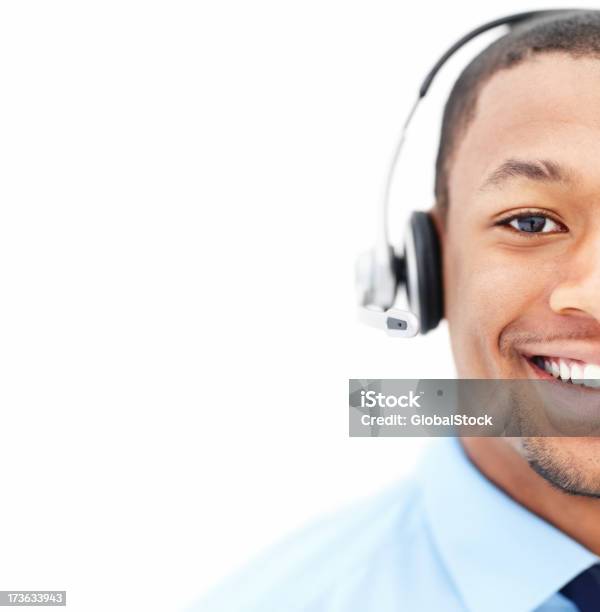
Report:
0,1,581,611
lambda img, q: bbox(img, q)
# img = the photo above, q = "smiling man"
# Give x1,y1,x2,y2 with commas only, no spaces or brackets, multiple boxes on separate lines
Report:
195,11,600,612
436,20,600,499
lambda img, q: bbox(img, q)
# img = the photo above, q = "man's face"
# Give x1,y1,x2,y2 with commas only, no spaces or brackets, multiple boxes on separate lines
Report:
443,53,600,495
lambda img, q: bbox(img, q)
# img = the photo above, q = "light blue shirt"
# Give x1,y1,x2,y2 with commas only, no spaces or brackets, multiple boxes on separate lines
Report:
193,439,600,611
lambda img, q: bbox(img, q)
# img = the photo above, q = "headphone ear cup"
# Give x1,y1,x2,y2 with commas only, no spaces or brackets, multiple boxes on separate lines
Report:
404,211,444,334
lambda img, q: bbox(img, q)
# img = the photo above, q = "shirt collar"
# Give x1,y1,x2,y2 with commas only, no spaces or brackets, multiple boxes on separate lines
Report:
419,438,599,612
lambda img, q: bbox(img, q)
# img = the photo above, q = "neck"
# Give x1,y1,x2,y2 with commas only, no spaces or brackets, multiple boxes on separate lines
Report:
460,437,600,556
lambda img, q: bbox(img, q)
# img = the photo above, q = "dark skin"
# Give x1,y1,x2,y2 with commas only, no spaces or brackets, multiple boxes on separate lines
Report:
432,53,600,555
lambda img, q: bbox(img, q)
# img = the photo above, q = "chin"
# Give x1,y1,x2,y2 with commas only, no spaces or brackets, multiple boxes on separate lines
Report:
522,436,600,497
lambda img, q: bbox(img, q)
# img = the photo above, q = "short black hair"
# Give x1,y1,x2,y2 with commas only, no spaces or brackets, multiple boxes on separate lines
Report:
435,10,600,218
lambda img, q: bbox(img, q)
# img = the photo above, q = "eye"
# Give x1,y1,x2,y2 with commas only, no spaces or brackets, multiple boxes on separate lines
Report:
496,212,567,235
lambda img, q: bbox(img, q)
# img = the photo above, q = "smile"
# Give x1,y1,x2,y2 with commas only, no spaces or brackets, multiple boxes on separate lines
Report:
527,355,600,389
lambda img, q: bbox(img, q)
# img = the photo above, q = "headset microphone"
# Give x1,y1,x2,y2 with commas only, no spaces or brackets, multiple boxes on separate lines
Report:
356,243,419,336
355,9,576,337
358,306,420,338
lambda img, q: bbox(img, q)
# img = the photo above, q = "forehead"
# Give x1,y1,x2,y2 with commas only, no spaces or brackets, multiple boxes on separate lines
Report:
448,53,600,211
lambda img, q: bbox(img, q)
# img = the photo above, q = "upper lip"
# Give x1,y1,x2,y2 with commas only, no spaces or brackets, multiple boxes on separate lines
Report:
518,342,600,365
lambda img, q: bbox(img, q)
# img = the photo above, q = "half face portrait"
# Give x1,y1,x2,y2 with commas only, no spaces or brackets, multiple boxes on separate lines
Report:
435,18,600,496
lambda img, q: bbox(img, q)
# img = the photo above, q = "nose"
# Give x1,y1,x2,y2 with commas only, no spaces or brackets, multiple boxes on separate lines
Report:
549,237,600,323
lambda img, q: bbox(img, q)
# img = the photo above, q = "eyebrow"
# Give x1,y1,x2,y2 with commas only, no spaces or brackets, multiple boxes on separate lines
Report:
479,158,573,191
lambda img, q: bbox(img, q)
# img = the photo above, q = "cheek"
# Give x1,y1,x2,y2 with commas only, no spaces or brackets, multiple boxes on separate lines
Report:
443,236,552,376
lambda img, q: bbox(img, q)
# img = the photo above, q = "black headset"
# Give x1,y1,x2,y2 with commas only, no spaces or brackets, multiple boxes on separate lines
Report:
356,9,582,337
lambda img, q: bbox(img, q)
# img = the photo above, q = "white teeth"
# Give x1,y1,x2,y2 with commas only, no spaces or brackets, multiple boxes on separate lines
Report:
583,364,600,388
571,363,584,384
537,358,600,388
